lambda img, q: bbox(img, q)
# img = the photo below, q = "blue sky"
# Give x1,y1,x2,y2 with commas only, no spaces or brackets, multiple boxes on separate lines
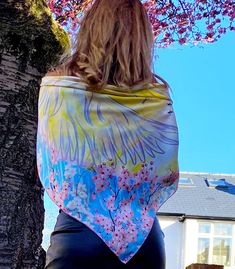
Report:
155,32,235,174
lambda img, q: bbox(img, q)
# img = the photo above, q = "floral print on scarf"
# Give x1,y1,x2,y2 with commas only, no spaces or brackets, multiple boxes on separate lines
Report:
37,76,179,263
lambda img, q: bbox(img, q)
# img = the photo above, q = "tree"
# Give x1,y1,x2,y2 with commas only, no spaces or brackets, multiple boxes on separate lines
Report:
0,1,69,268
47,0,235,47
0,0,233,268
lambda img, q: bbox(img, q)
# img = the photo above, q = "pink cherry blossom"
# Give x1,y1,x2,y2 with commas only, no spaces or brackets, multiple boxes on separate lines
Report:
64,163,77,179
49,169,55,184
105,196,115,210
161,170,179,187
46,0,235,47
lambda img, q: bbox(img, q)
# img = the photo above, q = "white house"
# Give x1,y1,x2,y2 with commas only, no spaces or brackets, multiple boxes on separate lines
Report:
158,172,235,269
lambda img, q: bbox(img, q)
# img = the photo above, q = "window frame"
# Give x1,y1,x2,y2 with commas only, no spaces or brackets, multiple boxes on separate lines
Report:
179,177,194,186
196,221,235,268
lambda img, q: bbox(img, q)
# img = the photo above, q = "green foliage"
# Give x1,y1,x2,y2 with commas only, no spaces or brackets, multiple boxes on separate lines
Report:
0,0,70,73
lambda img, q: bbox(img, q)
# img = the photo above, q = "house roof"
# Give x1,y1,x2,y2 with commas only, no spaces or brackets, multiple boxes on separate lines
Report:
158,172,235,220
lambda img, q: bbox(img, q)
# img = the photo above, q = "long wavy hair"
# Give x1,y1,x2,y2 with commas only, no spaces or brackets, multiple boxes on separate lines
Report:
52,0,169,91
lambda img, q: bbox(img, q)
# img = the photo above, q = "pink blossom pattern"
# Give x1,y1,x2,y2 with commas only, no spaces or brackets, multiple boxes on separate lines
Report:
47,168,70,208
40,155,179,262
37,76,179,263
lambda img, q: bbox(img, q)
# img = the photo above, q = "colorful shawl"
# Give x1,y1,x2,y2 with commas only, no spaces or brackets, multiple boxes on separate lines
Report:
37,76,179,263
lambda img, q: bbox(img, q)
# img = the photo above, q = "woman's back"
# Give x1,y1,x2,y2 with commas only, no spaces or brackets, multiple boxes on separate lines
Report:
37,75,178,264
37,0,179,267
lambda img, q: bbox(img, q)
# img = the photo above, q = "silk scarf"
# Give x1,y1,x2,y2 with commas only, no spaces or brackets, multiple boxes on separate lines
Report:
37,76,179,263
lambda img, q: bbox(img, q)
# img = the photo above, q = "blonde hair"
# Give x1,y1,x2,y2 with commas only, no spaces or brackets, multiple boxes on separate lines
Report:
52,0,169,91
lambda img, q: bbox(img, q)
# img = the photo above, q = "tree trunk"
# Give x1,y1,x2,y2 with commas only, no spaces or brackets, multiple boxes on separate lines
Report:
0,1,69,268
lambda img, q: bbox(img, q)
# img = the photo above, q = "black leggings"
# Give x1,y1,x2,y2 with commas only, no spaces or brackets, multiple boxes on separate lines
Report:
45,209,166,269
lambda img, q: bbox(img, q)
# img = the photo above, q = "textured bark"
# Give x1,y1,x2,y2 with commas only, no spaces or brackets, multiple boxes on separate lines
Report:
0,1,70,268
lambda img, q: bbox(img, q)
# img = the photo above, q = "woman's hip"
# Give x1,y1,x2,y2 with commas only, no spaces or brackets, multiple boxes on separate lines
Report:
45,209,165,269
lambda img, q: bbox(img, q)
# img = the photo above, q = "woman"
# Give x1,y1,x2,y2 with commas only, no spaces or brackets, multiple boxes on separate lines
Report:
37,0,179,268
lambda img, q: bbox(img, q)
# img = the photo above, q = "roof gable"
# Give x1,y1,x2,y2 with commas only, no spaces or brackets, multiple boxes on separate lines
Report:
158,172,235,219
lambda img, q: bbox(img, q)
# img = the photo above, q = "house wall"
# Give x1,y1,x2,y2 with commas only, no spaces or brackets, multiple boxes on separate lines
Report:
183,219,200,268
183,219,235,269
159,217,235,269
158,216,185,269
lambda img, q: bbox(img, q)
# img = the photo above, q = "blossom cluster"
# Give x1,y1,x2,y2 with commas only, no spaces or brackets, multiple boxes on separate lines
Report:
47,0,235,47
144,0,235,47
91,160,178,225
95,212,138,255
47,168,70,208
91,161,161,209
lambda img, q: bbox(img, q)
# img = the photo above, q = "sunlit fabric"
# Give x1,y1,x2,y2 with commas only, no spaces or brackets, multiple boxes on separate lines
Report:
37,76,179,263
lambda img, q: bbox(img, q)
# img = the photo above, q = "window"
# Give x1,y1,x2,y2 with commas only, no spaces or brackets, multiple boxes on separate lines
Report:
179,177,194,186
197,222,234,267
198,238,210,263
199,223,211,234
214,223,232,236
212,238,232,266
205,179,228,188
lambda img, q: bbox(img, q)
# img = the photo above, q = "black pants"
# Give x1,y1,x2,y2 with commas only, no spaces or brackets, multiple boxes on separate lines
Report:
45,209,166,269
